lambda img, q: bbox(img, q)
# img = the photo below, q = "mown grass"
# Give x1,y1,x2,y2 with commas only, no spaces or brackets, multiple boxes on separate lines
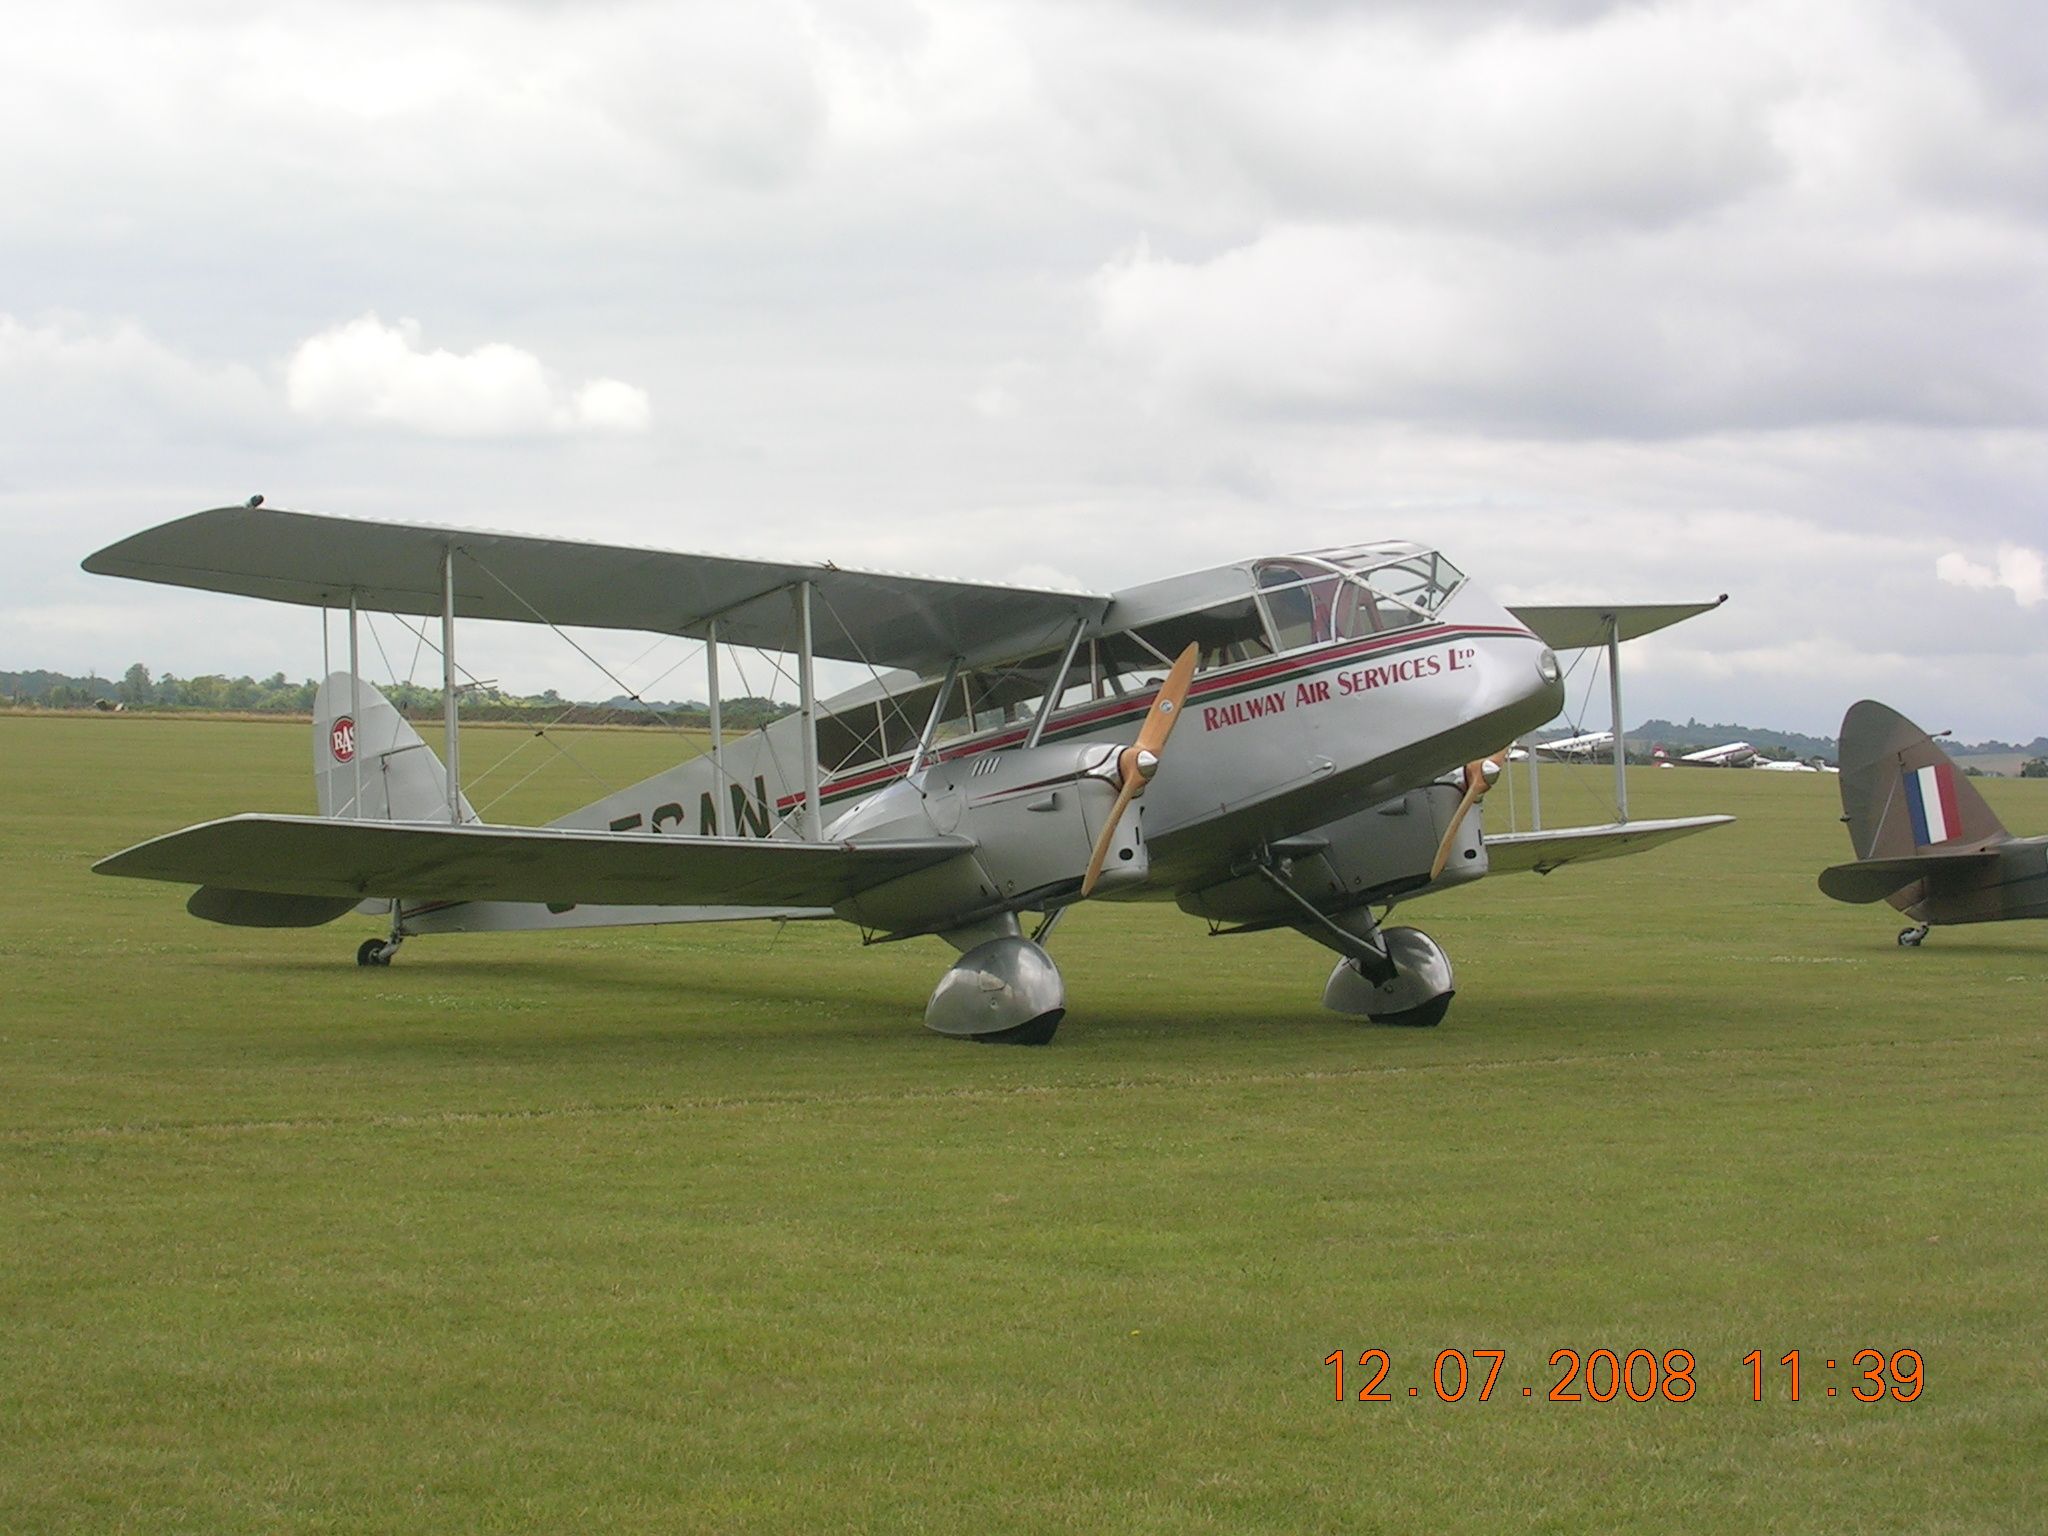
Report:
2,714,2043,1533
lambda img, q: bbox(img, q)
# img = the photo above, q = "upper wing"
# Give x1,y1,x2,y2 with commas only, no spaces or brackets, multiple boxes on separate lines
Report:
84,506,1109,675
1817,850,2001,905
1506,599,1728,650
1483,815,1734,875
97,815,973,908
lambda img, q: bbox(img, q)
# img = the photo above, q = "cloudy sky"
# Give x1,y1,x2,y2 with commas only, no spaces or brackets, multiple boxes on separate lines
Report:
4,0,2043,737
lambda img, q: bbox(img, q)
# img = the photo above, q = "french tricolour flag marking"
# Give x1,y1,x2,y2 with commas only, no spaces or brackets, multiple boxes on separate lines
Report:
1904,761,1961,845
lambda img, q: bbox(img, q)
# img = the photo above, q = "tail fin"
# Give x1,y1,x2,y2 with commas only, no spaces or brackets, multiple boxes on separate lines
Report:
314,673,475,824
1836,699,2006,860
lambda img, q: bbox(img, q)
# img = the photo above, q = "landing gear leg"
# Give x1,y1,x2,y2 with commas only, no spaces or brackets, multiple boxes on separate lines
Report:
355,937,396,967
356,902,407,967
1897,924,1930,948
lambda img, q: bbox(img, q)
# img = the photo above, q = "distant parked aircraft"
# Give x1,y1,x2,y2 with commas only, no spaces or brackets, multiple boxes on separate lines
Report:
1818,700,2046,946
1676,741,1759,767
1533,730,1614,760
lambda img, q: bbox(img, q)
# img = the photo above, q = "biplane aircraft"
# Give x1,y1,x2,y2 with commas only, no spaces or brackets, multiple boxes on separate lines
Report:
1820,699,2048,946
87,505,1732,1042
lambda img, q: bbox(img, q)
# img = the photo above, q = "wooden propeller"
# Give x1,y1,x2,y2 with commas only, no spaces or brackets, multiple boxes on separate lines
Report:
1080,643,1200,897
1428,748,1511,882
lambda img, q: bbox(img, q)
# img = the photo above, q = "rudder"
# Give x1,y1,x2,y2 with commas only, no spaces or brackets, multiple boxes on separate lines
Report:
313,673,475,824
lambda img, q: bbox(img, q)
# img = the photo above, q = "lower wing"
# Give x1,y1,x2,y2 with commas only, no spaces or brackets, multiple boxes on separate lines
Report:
1483,816,1734,876
98,814,973,910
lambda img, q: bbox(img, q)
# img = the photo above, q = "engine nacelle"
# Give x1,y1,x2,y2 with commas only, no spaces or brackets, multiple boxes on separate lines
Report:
1175,783,1490,927
829,742,1150,937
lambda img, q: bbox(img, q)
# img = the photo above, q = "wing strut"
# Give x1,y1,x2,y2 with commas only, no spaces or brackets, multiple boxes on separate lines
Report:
1607,614,1626,825
1507,596,1729,828
908,659,960,778
796,580,822,839
706,617,728,836
349,590,364,820
1026,622,1088,751
440,543,463,825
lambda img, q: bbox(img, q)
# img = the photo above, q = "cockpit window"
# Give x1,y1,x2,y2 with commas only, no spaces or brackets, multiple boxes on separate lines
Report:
1356,552,1465,623
1257,549,1465,650
1256,562,1340,650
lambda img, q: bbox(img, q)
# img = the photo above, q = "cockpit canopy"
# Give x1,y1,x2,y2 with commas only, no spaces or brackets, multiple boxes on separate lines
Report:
1254,545,1467,652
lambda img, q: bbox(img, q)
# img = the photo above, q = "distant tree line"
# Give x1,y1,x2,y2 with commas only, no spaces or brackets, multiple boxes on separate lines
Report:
2,665,795,730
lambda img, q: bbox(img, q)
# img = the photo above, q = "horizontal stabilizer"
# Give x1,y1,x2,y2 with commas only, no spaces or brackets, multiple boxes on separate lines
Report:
1817,850,2001,905
98,815,974,909
1484,815,1734,876
187,885,362,928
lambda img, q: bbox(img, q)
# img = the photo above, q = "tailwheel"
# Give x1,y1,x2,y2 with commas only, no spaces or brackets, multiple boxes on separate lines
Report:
1897,925,1929,948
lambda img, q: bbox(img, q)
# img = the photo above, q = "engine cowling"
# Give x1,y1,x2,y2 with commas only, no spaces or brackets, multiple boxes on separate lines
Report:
828,743,1150,937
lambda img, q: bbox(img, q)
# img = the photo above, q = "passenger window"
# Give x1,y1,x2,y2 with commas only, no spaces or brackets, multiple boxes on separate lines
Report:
816,703,888,774
1095,632,1173,699
906,644,1079,747
1257,562,1339,651
1132,597,1274,673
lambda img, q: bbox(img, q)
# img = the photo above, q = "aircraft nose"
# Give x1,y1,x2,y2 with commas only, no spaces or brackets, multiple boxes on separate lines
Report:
1527,646,1565,718
1459,618,1565,742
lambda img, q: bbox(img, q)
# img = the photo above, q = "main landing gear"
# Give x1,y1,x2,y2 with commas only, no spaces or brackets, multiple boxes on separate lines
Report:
922,916,1066,1045
1322,927,1456,1027
1249,867,1458,1027
356,936,402,967
1897,924,1930,948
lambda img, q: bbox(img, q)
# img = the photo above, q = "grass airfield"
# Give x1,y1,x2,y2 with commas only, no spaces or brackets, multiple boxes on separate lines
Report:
2,713,2043,1533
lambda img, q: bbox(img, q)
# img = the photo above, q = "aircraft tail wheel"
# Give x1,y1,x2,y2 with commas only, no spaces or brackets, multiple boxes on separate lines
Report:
1323,926,1455,1026
1897,925,1928,948
356,937,398,967
924,937,1066,1044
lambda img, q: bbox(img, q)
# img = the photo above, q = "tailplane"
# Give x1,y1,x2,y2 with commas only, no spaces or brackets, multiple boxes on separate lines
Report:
178,673,473,928
314,673,475,824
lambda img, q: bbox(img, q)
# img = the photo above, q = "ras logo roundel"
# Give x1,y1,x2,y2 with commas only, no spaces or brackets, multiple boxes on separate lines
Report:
330,717,357,763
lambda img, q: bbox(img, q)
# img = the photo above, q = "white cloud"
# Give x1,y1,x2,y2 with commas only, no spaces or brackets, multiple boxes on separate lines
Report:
0,313,274,439
284,315,650,437
1091,209,2048,435
1936,544,2047,605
